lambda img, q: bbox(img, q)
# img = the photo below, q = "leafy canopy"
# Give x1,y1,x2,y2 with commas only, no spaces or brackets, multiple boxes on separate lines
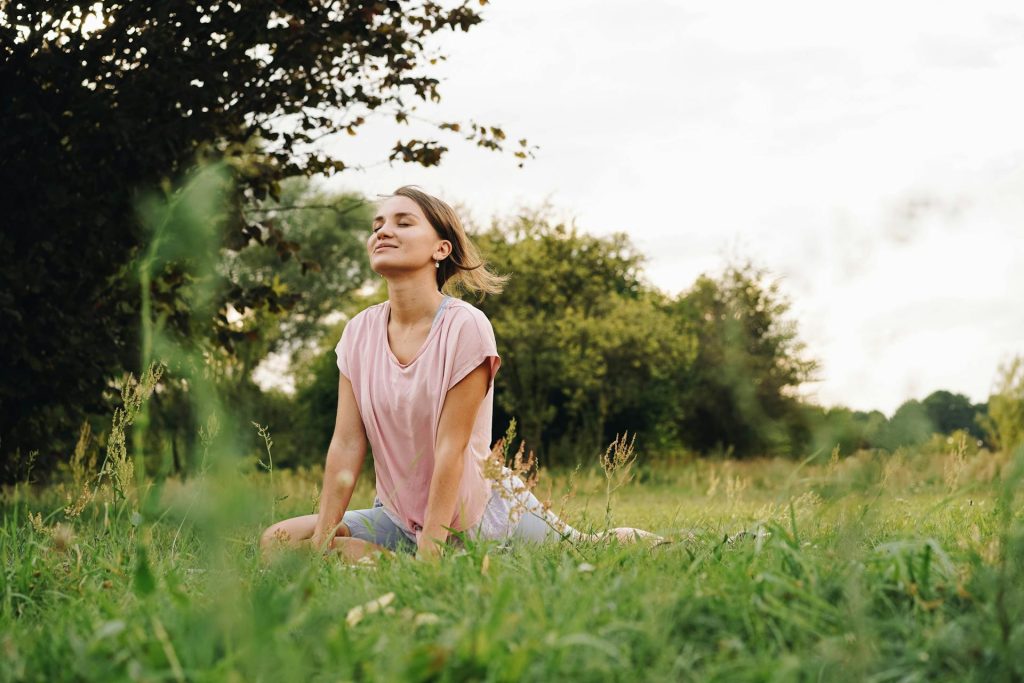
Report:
0,0,530,478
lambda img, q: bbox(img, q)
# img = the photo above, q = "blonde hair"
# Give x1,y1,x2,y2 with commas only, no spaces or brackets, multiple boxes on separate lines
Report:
385,185,508,300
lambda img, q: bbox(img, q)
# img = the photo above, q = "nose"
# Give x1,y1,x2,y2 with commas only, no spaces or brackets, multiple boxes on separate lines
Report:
370,229,387,249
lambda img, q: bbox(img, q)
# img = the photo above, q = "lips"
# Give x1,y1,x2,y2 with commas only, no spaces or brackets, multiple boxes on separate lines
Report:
374,244,397,252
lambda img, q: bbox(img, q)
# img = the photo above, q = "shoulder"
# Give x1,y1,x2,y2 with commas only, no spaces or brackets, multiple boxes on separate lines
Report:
338,302,386,345
443,299,498,359
445,298,494,334
345,302,386,330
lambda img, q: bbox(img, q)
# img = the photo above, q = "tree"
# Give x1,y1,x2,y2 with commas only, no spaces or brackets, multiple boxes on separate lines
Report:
980,355,1024,453
668,261,819,457
1,1,531,477
803,405,882,457
217,177,375,380
874,399,934,451
921,390,986,440
161,179,379,472
474,212,695,465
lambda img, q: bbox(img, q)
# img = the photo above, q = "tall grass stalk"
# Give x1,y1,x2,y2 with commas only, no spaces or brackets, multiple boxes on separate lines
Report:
600,431,637,530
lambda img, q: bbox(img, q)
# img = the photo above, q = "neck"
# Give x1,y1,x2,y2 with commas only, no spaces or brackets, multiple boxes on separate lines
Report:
385,273,445,327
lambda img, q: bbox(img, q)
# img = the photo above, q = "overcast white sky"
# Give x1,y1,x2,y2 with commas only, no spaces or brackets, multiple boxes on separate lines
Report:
315,0,1024,415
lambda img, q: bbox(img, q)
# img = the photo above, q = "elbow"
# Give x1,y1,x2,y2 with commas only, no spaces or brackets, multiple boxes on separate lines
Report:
325,440,365,475
432,442,467,478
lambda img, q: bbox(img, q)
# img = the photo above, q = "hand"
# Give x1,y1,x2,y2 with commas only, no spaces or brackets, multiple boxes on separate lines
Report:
310,528,333,553
415,538,443,563
312,522,349,554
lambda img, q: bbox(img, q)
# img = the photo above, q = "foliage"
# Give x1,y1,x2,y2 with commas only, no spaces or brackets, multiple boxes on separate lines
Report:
0,0,528,480
140,177,377,472
873,399,934,452
922,390,988,441
243,274,392,471
667,261,819,458
874,392,994,453
805,393,993,459
802,406,887,457
220,176,376,358
981,355,1024,453
474,212,696,465
265,347,345,470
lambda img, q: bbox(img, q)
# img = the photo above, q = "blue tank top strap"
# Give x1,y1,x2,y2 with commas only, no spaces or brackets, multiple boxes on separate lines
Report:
431,295,451,328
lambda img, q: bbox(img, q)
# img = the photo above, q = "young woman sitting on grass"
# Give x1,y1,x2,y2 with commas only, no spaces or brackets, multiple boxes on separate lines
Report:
260,186,659,562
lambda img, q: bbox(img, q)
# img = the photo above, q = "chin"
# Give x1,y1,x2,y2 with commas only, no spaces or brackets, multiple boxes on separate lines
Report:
370,259,413,278
373,248,434,271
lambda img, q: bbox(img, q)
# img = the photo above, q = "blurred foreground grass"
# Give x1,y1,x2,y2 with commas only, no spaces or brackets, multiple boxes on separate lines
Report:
3,441,1023,682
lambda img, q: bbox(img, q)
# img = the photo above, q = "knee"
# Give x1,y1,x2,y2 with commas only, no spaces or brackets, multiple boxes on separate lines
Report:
260,522,287,551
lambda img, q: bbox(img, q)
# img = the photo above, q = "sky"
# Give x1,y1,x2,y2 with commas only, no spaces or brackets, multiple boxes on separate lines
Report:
311,0,1024,416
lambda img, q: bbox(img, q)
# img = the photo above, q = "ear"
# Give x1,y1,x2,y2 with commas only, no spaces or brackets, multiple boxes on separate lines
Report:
435,240,453,260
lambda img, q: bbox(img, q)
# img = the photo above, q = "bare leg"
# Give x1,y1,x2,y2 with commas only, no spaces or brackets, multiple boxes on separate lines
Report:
260,514,391,563
593,527,663,543
328,537,391,563
497,471,662,545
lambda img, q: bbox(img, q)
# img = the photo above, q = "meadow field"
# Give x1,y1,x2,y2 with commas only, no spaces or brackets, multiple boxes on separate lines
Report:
3,433,1023,682
7,5,1024,682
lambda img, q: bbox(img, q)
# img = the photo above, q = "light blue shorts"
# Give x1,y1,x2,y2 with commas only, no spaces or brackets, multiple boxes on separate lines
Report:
341,469,583,553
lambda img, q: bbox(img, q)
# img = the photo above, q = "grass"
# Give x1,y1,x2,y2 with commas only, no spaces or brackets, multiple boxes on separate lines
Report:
2,439,1023,682
9,157,1020,681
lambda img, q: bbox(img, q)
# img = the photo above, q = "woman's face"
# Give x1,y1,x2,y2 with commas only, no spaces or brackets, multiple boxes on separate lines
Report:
367,195,450,278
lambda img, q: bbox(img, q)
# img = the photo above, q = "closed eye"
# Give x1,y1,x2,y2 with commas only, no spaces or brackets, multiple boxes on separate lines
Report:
372,223,412,232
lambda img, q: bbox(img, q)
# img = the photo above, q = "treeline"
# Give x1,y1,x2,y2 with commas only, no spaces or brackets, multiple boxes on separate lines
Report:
5,179,1022,480
247,191,822,468
810,391,986,455
231,185,1017,469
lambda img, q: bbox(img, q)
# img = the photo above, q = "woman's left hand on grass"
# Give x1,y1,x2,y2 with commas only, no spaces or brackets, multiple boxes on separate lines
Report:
415,539,443,562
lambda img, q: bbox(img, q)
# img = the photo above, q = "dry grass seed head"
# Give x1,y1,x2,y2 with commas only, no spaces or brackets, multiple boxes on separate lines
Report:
601,432,637,479
943,432,969,492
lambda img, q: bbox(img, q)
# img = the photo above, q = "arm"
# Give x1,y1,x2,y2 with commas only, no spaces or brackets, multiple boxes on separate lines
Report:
417,360,491,560
312,372,368,551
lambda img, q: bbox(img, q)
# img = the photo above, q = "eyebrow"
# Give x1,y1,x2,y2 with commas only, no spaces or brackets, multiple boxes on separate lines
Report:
372,211,417,223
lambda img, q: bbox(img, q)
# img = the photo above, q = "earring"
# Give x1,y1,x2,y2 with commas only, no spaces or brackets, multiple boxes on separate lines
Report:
435,260,441,269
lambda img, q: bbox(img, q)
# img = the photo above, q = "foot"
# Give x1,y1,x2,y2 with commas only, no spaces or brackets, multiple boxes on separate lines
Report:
328,537,392,564
596,527,664,544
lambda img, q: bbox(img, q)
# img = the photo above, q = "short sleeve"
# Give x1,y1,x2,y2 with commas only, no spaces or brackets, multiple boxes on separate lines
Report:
446,310,501,393
335,319,352,379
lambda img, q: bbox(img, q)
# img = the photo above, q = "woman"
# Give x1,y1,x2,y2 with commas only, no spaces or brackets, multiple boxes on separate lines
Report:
260,186,657,562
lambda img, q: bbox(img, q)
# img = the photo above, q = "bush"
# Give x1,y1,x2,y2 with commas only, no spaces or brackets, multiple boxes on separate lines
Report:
980,356,1024,453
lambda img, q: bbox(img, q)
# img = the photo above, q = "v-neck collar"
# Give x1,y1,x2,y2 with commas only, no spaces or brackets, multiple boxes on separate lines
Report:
383,296,451,368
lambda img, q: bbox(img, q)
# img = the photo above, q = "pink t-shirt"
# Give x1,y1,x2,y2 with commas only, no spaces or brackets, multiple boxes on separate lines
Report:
335,297,502,538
